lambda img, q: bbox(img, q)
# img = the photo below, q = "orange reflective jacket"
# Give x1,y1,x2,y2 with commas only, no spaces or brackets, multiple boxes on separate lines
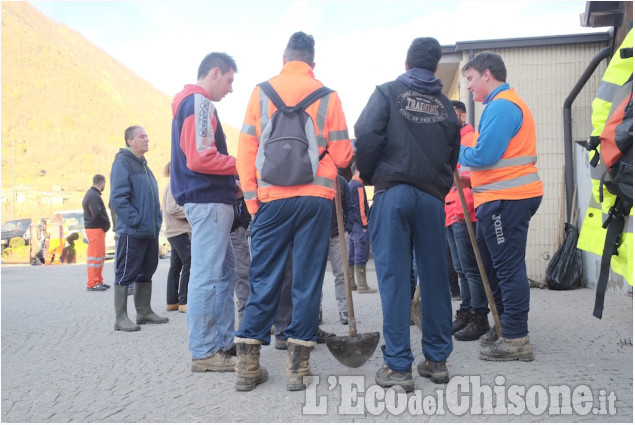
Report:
237,62,352,214
470,89,543,208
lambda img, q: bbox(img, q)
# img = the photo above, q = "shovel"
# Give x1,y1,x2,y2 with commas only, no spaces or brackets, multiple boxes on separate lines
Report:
325,179,380,368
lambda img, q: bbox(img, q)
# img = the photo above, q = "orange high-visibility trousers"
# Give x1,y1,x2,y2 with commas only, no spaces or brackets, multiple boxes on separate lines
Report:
46,238,63,265
86,228,106,288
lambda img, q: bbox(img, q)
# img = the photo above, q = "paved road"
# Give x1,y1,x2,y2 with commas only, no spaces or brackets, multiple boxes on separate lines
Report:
1,259,632,422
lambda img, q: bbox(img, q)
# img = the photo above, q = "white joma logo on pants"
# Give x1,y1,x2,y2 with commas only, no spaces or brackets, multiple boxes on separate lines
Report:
492,214,505,245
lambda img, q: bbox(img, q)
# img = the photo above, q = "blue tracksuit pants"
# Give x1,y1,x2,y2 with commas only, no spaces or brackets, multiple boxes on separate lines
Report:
369,184,453,372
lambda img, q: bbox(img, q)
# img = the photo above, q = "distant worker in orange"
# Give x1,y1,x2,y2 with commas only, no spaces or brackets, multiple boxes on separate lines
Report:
83,174,111,291
45,213,66,265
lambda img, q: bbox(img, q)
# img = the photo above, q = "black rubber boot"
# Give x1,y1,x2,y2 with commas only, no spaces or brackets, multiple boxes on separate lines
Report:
348,265,357,291
134,281,169,325
455,311,490,341
114,285,140,332
451,309,471,334
355,264,377,294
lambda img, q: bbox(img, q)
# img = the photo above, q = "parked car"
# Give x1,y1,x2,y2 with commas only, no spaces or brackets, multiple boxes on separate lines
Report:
1,218,32,250
53,209,116,257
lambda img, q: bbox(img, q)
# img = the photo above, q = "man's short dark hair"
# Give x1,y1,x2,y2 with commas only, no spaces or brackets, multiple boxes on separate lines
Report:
93,174,105,185
197,52,237,80
451,100,466,114
284,32,315,65
124,126,142,147
406,37,442,72
461,51,507,82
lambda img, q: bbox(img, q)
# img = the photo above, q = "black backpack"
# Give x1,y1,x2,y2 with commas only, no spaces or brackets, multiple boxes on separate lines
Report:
255,81,332,186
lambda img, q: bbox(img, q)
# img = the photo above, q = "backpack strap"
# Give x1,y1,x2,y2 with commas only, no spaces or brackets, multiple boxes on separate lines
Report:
258,81,333,111
593,196,631,319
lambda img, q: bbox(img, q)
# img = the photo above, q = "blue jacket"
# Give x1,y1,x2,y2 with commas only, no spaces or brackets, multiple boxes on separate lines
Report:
109,148,162,237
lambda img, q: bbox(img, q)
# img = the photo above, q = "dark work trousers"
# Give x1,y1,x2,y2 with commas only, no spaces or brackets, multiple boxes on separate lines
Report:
166,233,191,305
369,184,453,372
114,235,159,285
475,196,542,339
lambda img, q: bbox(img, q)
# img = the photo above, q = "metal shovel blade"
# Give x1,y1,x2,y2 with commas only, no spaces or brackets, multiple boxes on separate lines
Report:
325,332,380,368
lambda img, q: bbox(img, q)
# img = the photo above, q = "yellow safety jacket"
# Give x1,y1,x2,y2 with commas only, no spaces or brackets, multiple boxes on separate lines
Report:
578,29,633,286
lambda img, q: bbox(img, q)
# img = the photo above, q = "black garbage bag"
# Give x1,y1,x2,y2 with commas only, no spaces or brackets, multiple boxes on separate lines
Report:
546,223,582,290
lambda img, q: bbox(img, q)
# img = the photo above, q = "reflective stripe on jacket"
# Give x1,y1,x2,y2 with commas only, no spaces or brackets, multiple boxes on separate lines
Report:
578,29,633,285
470,89,543,208
237,61,353,214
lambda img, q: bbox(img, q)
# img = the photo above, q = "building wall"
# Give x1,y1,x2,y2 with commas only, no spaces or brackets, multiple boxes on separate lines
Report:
454,41,609,284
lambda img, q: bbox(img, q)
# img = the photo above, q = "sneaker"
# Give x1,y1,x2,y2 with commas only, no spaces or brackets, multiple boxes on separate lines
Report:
479,336,534,362
375,364,414,392
479,326,499,347
417,359,449,384
191,351,236,372
339,311,348,325
101,283,111,289
87,284,107,291
274,338,287,350
166,304,179,311
316,328,335,344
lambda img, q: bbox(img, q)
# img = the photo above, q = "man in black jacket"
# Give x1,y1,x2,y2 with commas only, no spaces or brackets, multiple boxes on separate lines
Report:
83,174,111,291
354,37,460,391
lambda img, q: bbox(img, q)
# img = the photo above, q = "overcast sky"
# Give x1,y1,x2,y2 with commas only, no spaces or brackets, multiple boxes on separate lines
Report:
30,0,606,130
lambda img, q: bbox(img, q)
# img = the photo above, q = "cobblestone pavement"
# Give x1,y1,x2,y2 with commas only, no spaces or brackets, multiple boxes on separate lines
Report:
1,258,632,422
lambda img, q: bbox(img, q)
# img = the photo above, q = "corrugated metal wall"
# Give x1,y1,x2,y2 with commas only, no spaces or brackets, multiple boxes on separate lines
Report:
455,42,608,283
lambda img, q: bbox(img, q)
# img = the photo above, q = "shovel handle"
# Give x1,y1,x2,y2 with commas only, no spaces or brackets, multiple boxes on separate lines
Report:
453,169,502,337
335,179,357,337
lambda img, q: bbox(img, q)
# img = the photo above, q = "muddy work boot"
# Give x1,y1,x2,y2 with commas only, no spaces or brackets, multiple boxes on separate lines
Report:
134,281,169,325
348,265,357,291
355,264,377,294
479,326,499,347
375,364,414,392
234,338,269,391
417,359,449,384
286,339,315,391
191,351,236,372
479,336,534,362
455,312,490,341
114,284,141,332
451,309,471,334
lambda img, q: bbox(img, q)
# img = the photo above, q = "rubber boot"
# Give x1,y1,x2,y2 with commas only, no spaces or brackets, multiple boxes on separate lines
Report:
234,337,269,391
455,311,490,341
355,264,377,294
134,281,169,325
348,264,357,291
286,338,315,391
114,285,140,332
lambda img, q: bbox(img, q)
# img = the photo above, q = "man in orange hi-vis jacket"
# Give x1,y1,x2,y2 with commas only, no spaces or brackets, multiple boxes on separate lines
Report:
234,31,352,392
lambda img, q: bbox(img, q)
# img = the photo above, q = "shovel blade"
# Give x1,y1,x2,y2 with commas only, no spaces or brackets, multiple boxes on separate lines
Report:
325,332,380,368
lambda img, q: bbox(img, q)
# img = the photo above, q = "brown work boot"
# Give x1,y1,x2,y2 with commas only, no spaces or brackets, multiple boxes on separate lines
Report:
234,338,269,391
375,364,414,392
348,264,357,291
191,351,236,372
451,309,471,334
479,336,534,362
417,359,449,384
286,339,315,391
479,326,499,347
166,304,179,311
355,264,377,294
455,312,490,341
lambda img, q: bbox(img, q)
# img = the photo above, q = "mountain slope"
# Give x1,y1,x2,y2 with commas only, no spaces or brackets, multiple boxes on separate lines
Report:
1,2,238,221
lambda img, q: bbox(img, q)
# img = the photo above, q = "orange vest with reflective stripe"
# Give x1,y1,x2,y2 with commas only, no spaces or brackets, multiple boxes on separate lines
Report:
470,89,543,208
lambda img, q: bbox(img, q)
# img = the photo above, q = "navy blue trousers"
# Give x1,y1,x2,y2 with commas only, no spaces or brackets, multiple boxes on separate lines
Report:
475,197,542,339
369,184,453,372
114,235,159,285
236,197,331,344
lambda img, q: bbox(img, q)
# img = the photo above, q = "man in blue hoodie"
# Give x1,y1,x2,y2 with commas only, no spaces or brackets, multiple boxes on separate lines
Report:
110,126,168,332
355,37,460,391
